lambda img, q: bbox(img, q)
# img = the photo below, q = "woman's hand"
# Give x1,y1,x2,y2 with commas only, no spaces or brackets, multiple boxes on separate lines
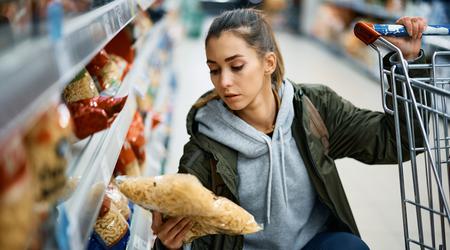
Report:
384,16,427,60
151,211,193,250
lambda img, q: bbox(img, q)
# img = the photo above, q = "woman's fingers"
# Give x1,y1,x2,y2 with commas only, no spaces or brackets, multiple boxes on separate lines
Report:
157,217,191,249
168,218,191,237
152,212,163,233
151,211,163,234
173,220,194,244
396,16,428,39
411,18,420,39
158,217,185,239
418,18,427,38
397,16,413,37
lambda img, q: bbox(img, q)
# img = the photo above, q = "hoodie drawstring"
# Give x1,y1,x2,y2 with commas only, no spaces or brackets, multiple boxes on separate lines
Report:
262,136,273,225
279,127,289,208
262,128,289,225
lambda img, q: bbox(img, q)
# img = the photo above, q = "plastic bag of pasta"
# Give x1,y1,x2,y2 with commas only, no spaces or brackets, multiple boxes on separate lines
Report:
88,196,130,250
116,174,261,243
105,184,131,220
63,69,99,103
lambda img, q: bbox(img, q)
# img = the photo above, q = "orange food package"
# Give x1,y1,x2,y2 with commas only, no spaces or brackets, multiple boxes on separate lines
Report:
126,112,146,165
0,135,35,250
23,104,73,206
114,141,140,177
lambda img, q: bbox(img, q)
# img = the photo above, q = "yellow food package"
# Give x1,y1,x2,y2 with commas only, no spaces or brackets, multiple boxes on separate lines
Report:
116,174,261,243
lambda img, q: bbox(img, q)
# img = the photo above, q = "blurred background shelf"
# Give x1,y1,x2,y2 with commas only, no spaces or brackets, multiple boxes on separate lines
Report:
0,0,138,142
326,0,401,21
425,36,450,50
299,0,450,84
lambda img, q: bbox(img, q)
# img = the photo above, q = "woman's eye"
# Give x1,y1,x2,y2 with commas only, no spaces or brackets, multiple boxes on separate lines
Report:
209,69,219,75
231,65,244,72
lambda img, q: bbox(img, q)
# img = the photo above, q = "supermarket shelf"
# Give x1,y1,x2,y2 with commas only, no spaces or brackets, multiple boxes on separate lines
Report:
62,90,137,249
59,18,169,248
0,0,138,141
326,0,401,21
132,19,168,96
59,19,170,250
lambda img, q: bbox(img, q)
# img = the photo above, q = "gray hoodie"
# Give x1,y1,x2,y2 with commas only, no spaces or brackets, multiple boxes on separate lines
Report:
194,82,330,249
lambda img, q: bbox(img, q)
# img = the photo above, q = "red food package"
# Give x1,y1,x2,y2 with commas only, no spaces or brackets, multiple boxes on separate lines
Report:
104,28,135,64
151,112,163,130
94,96,128,117
67,96,128,139
86,50,109,78
68,105,109,140
114,141,140,177
126,112,146,165
86,50,122,90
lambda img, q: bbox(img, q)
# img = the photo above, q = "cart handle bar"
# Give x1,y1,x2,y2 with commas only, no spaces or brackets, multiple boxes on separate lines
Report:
354,22,381,45
354,22,450,45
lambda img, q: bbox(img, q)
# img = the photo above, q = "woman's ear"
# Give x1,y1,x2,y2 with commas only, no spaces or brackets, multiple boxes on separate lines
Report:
264,52,277,75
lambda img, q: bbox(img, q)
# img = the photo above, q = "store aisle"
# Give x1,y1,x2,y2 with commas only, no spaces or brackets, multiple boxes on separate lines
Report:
167,27,404,249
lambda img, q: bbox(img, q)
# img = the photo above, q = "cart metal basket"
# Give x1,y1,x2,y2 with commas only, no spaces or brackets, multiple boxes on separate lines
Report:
354,22,450,250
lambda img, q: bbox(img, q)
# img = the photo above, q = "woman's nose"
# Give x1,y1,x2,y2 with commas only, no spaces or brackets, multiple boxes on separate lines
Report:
219,71,233,88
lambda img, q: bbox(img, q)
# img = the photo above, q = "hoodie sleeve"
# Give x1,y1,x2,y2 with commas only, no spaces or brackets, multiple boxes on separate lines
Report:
306,51,428,164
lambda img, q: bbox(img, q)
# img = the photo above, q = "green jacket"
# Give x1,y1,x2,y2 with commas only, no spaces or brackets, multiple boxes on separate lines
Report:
154,53,426,250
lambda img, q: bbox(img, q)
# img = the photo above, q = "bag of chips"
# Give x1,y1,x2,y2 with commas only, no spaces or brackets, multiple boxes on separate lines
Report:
86,50,122,90
116,174,261,243
67,96,127,139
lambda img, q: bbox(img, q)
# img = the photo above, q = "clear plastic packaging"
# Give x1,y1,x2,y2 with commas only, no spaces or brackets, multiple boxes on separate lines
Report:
116,174,262,243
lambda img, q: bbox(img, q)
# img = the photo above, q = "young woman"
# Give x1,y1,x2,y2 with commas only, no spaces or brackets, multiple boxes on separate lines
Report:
151,8,428,250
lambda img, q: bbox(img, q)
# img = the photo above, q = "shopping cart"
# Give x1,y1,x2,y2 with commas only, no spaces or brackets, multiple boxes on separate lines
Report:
354,23,450,250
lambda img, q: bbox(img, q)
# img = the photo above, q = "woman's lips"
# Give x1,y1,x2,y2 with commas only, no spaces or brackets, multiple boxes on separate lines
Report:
225,94,241,101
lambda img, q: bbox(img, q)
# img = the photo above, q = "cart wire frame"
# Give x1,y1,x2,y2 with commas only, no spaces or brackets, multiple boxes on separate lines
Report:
355,22,450,250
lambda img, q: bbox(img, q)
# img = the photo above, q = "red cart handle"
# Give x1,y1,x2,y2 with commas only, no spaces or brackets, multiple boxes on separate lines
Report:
354,22,381,45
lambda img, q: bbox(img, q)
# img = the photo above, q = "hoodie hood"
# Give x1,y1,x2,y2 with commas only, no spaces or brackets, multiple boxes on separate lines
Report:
194,81,295,226
194,82,294,158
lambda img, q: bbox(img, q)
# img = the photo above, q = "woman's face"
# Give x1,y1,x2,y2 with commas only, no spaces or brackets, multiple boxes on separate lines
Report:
206,31,272,111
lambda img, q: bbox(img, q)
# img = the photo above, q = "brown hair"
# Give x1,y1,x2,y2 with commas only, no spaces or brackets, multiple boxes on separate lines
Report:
193,8,285,109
